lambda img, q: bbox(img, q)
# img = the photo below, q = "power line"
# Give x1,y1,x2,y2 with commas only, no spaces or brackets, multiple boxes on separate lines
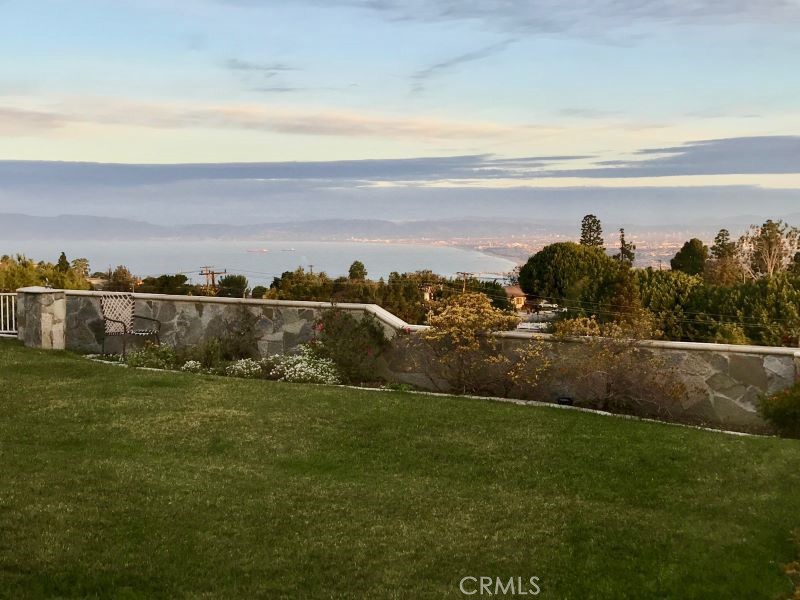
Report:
199,266,227,293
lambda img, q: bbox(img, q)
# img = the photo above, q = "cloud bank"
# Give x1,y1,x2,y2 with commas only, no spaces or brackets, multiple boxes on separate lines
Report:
220,0,800,35
556,136,800,178
0,98,553,142
2,136,796,186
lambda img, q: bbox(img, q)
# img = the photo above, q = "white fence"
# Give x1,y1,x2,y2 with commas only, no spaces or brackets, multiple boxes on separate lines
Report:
0,293,17,336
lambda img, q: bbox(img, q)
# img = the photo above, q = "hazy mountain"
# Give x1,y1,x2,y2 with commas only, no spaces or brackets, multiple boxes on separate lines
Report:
0,213,568,241
2,211,793,244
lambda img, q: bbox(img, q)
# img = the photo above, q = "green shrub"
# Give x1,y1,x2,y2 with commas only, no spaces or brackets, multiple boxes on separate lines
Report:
179,338,224,369
760,385,800,438
126,342,179,370
219,307,260,360
177,309,260,368
313,309,389,384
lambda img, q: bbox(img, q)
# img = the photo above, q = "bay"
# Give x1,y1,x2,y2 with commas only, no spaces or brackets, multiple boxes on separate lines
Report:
1,239,517,287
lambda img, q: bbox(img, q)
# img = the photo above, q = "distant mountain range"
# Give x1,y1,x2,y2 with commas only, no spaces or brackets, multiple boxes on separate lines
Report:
0,212,751,242
5,212,800,243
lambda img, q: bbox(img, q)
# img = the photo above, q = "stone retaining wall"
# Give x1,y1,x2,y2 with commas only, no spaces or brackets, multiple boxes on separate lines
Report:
505,334,798,428
57,290,410,355
14,287,800,428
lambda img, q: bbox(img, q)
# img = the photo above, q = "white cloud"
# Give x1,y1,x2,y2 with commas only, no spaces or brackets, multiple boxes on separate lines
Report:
0,97,559,143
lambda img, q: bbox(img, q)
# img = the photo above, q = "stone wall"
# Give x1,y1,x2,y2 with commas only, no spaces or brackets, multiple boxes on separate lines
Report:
512,333,797,428
384,331,799,429
15,288,800,429
61,291,412,355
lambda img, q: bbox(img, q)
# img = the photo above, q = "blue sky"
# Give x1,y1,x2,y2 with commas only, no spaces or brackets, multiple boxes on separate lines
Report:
1,0,799,208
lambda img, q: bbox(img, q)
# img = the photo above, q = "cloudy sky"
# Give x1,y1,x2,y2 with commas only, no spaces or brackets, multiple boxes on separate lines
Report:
1,0,799,221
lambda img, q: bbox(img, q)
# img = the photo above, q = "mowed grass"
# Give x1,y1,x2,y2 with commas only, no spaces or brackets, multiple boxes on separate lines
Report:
1,340,799,599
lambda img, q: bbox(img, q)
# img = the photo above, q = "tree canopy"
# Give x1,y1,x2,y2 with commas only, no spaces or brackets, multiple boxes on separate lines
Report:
217,274,249,298
0,253,91,292
519,242,639,320
671,238,708,275
348,260,367,280
711,229,736,260
579,214,604,248
738,219,800,279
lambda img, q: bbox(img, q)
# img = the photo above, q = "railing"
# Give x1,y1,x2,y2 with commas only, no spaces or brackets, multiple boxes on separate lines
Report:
0,293,17,336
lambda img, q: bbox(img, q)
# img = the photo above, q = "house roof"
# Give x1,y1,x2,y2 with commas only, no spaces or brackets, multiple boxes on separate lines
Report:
504,285,525,298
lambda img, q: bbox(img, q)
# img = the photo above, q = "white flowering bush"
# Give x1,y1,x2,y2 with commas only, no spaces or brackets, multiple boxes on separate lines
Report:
270,346,341,385
181,360,203,373
225,358,263,379
259,356,279,375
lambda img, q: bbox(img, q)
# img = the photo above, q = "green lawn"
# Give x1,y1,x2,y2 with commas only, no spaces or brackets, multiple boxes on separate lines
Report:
1,340,799,599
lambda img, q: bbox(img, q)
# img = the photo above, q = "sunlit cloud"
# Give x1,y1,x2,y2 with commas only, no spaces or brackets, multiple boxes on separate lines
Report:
0,97,559,142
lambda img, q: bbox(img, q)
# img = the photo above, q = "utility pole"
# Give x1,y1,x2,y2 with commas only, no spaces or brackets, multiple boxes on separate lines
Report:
200,266,226,294
456,271,472,293
309,264,314,275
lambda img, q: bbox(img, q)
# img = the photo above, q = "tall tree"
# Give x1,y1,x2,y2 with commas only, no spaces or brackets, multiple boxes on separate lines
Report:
671,238,709,275
217,274,249,298
579,214,604,248
518,242,639,320
613,228,636,265
711,229,736,260
56,252,70,273
348,260,367,280
738,219,800,278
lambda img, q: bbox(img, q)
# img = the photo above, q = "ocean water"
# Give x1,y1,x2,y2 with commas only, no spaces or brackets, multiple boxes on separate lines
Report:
2,239,517,287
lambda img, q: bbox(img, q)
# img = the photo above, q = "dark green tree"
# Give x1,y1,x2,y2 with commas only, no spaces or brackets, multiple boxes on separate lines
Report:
138,274,200,295
269,268,333,300
711,229,736,260
637,268,702,340
519,242,638,320
56,252,70,273
217,274,249,298
579,214,604,248
106,265,137,292
251,285,267,299
670,238,709,275
348,260,367,280
613,228,636,265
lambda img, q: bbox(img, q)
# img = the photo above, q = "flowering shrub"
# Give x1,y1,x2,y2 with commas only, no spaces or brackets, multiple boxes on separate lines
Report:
269,346,341,385
416,293,530,395
180,360,203,373
225,358,263,379
259,355,277,370
125,342,179,370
